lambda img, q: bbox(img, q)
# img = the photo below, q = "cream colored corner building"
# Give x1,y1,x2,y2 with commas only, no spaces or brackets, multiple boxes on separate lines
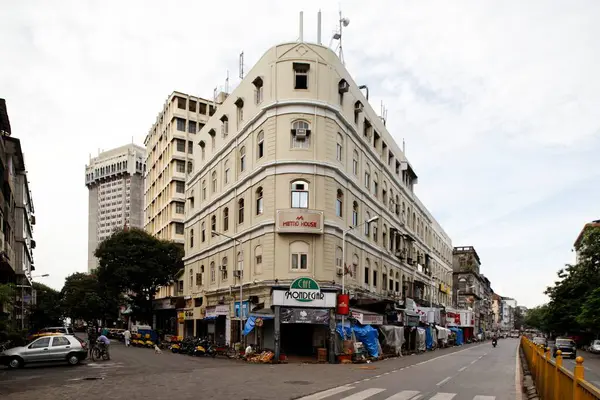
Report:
182,41,453,343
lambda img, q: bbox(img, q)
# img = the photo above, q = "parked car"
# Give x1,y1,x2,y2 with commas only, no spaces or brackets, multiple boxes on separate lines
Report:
588,340,600,354
533,336,547,347
553,338,577,359
0,334,87,369
27,326,75,342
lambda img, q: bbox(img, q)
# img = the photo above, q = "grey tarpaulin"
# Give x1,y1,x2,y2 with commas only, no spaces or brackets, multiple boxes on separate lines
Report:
378,325,404,356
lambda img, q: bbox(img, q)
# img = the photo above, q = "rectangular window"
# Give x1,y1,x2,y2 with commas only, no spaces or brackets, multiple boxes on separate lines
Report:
188,141,193,154
177,97,186,109
336,199,342,217
176,139,186,152
188,121,196,134
364,268,369,284
176,118,185,131
176,160,185,173
199,103,207,115
336,143,343,161
175,223,184,234
255,86,263,104
293,63,309,89
175,181,185,193
291,253,308,270
175,202,184,214
188,101,196,113
291,191,308,208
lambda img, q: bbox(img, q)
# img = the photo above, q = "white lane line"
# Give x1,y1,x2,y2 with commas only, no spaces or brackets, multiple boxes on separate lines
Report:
384,390,421,400
429,393,456,400
473,396,496,400
341,388,386,400
470,359,478,364
458,366,467,372
436,376,452,386
296,386,355,400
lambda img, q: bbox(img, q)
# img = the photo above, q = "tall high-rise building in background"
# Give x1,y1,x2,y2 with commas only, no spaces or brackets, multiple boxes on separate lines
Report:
85,144,146,272
143,91,216,244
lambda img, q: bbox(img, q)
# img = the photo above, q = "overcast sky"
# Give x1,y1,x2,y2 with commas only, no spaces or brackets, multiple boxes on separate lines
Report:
1,0,598,307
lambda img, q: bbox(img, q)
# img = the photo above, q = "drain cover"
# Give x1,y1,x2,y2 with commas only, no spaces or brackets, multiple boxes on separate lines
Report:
285,381,311,385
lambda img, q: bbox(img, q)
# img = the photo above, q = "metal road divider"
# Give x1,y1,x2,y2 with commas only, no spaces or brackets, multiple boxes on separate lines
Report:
521,336,600,399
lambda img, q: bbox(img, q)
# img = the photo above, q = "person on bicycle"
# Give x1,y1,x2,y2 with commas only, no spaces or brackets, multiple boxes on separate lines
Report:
97,333,111,360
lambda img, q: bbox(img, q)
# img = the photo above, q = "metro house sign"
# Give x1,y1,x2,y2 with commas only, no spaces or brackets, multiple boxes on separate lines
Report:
282,215,318,228
285,277,324,302
276,209,324,234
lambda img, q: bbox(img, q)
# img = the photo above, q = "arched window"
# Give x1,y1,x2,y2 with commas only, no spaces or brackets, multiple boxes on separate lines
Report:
238,198,245,224
257,131,264,159
336,189,343,217
198,265,204,286
352,150,359,175
336,247,343,276
291,120,310,149
364,164,370,189
212,171,217,193
211,215,216,232
352,201,359,226
239,146,246,172
256,187,264,215
364,258,370,285
224,159,230,184
290,241,309,270
373,262,379,289
365,212,371,236
336,133,343,162
187,161,193,174
199,141,206,161
352,254,359,279
210,261,216,282
190,229,194,249
373,172,378,197
254,245,263,274
221,257,228,281
382,225,387,250
209,129,216,151
291,180,309,208
412,212,416,231
201,221,206,242
395,271,400,293
201,180,206,200
189,268,193,289
223,207,229,231
382,182,388,205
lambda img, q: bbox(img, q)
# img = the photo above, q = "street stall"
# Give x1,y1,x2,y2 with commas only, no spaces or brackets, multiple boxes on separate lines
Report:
379,325,404,356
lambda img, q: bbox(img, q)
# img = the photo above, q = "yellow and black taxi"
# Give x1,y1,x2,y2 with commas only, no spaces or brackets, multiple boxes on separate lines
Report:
27,326,75,342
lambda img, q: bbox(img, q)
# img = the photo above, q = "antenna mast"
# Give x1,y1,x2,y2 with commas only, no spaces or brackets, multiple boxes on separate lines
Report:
239,51,244,80
331,9,350,65
225,70,230,94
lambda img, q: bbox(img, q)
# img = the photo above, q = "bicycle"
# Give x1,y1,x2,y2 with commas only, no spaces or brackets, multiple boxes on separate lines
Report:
90,343,110,361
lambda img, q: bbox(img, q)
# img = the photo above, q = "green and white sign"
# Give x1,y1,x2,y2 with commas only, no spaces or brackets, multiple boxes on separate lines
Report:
286,277,323,302
272,277,336,308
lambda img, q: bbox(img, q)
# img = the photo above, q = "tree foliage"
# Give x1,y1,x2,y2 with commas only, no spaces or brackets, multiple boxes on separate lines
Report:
524,305,550,332
61,273,115,323
94,228,183,323
542,225,600,335
29,283,62,331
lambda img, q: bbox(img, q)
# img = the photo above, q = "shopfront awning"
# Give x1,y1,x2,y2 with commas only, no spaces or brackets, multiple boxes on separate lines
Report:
350,308,384,325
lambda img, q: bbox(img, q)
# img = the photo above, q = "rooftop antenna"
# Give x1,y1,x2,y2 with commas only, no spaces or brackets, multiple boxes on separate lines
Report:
317,10,322,45
380,101,388,126
403,138,406,154
298,11,304,42
239,51,244,80
225,70,230,94
331,9,350,64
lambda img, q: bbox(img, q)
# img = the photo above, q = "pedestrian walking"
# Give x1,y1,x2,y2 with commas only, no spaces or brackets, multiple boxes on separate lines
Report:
124,329,131,347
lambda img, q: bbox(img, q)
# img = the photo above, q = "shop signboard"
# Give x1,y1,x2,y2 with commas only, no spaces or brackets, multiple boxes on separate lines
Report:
272,277,336,308
280,308,330,324
351,310,383,325
153,298,175,310
205,304,229,319
184,309,194,320
177,312,185,323
276,209,324,234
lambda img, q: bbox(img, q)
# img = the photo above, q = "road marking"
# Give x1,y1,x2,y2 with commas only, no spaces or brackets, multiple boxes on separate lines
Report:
297,386,355,400
429,394,456,400
384,390,420,399
436,376,452,386
473,396,496,400
341,388,386,400
458,366,467,372
470,359,478,364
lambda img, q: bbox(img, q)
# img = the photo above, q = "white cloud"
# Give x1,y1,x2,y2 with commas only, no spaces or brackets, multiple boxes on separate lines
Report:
1,0,598,307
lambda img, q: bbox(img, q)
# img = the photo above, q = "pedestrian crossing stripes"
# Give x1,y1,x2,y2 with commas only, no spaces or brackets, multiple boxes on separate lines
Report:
297,386,497,400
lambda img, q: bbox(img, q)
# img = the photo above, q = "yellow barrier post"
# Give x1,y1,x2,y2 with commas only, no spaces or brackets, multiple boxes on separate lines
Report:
544,347,551,399
555,350,562,400
573,356,585,400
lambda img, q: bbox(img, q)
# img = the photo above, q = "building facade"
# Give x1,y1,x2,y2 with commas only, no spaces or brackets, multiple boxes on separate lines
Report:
85,144,146,272
181,41,453,350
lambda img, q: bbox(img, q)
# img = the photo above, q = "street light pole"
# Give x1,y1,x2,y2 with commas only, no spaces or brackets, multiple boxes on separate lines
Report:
341,216,378,337
212,231,244,346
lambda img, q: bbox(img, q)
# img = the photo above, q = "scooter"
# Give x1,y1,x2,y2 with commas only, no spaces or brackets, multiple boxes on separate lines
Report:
492,338,498,348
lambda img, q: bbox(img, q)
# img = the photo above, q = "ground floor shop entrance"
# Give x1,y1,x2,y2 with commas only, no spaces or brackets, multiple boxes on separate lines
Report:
280,308,330,357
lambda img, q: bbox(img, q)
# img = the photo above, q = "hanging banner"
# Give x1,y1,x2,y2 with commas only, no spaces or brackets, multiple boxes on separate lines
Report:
280,308,330,324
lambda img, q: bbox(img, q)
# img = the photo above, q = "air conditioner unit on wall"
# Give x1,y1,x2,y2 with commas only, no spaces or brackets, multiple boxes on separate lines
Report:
355,102,364,112
295,128,307,140
338,81,350,93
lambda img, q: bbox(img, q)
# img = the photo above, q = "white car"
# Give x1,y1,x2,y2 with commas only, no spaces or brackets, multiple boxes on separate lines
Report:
589,340,600,354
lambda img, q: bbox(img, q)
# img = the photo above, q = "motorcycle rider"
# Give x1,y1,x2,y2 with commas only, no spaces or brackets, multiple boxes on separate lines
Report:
492,332,498,346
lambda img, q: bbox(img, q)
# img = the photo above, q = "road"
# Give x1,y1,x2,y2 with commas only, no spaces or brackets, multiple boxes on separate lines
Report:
0,338,521,400
557,350,600,389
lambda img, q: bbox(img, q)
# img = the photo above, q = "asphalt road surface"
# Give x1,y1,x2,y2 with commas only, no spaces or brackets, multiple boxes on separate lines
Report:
0,338,521,400
557,350,600,389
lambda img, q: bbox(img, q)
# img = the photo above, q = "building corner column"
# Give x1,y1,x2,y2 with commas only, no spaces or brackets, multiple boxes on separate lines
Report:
274,305,281,362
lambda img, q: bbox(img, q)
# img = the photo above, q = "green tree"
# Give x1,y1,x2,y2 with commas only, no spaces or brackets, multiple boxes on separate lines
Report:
28,283,62,331
94,228,183,324
61,273,115,323
524,305,549,332
576,287,600,334
0,283,15,339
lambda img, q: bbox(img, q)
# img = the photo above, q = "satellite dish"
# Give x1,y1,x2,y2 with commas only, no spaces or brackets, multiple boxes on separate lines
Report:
342,18,350,27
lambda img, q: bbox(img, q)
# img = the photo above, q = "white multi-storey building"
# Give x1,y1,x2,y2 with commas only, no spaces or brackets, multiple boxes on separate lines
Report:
85,144,146,272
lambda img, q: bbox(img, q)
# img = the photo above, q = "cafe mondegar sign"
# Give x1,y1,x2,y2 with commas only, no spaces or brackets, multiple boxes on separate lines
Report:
272,277,336,308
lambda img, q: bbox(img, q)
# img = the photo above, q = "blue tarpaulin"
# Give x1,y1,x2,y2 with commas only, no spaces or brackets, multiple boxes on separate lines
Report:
450,327,463,346
336,323,380,357
242,315,274,336
425,326,434,349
